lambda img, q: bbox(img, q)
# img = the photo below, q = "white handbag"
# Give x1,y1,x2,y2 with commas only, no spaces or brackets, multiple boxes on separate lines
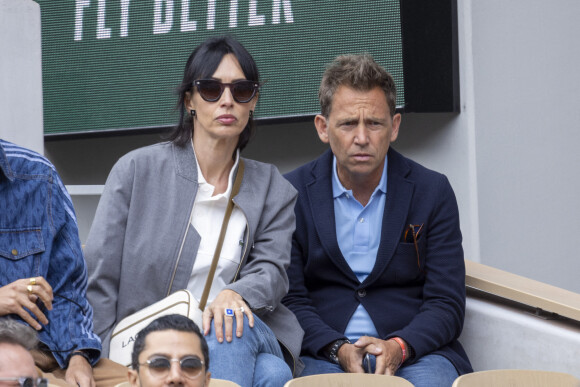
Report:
109,289,202,367
107,160,245,367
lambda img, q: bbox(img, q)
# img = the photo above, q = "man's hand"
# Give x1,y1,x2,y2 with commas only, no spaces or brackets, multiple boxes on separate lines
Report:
0,277,53,330
335,343,368,373
202,289,253,343
352,336,403,375
65,354,95,387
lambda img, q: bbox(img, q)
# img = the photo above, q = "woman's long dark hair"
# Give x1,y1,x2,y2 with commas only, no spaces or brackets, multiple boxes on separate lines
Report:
168,36,260,150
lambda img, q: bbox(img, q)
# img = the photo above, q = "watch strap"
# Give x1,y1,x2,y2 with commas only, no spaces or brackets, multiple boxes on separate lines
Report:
325,338,350,364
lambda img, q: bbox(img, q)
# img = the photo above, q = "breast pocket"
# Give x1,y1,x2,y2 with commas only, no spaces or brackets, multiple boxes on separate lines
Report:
392,238,426,283
0,228,45,261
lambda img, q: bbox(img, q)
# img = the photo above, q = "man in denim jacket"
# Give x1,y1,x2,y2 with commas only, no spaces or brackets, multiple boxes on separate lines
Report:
0,139,126,387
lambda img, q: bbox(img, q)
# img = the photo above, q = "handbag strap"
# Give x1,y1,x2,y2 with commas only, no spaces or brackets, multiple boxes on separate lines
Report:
198,159,245,311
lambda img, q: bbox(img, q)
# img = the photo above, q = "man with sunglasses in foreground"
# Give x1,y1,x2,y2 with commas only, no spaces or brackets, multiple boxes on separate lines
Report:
128,315,210,387
0,319,47,387
282,55,472,386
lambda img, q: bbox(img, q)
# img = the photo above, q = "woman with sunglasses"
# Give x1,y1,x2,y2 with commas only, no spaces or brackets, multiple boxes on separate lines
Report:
85,36,304,386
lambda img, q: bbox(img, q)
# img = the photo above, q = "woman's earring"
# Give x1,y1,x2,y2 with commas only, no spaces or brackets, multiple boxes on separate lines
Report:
249,110,254,119
190,109,196,117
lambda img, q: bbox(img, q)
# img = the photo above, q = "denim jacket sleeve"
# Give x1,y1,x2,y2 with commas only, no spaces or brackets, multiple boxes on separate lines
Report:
44,169,102,367
0,140,101,367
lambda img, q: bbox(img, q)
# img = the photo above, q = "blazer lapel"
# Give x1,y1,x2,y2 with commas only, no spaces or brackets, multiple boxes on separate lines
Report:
307,150,358,281
365,149,414,285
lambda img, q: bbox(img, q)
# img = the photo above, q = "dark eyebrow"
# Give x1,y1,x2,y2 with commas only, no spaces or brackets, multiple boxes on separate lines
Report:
366,117,387,123
336,117,359,125
208,77,248,83
148,353,171,358
147,354,203,360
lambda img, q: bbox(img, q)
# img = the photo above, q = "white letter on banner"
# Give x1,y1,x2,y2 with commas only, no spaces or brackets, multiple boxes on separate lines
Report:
153,0,174,34
272,0,293,24
229,0,238,28
97,0,112,38
248,0,265,26
74,0,91,41
181,0,197,32
120,0,130,37
207,0,216,29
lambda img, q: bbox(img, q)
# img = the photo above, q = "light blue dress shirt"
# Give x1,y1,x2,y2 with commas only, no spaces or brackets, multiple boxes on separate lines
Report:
332,156,388,341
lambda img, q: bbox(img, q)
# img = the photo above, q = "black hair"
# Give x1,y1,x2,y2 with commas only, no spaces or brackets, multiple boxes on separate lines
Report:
168,35,260,150
131,314,209,371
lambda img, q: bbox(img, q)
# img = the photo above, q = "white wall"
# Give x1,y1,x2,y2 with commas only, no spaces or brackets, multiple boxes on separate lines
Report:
460,295,580,377
390,0,580,294
0,0,43,153
44,0,580,294
469,0,580,293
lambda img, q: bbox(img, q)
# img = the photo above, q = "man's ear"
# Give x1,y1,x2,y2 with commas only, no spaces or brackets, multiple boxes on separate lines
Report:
314,114,330,144
390,113,402,142
128,369,139,387
204,371,211,387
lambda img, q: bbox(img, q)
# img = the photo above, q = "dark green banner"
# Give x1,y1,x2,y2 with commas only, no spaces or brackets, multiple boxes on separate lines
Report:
36,1,404,135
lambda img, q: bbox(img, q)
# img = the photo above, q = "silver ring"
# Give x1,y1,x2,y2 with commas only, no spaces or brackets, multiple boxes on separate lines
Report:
237,307,245,313
224,308,234,317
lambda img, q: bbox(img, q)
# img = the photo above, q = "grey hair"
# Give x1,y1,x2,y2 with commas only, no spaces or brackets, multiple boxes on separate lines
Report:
318,53,397,118
0,318,38,350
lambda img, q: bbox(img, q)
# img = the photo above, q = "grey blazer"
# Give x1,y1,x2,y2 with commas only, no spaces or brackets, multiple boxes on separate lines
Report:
85,141,304,375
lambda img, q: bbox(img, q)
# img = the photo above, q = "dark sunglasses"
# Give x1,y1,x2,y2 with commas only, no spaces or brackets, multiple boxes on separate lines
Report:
0,377,48,387
140,355,204,379
194,79,259,103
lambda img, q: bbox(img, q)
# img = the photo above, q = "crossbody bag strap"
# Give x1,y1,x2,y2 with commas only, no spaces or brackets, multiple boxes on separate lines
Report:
198,159,245,311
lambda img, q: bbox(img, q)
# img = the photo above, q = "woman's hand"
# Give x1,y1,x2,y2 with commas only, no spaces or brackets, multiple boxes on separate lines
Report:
0,277,53,330
202,289,254,343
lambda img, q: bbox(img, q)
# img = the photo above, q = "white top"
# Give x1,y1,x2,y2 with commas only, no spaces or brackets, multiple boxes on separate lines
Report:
187,149,247,304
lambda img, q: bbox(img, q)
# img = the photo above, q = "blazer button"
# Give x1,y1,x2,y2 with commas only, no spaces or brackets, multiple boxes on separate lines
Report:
357,289,366,298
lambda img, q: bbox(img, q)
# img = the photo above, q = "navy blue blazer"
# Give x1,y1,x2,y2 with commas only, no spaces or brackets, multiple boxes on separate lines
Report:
283,148,472,375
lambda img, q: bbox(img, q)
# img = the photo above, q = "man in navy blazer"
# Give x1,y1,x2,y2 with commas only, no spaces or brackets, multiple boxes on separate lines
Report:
283,54,472,386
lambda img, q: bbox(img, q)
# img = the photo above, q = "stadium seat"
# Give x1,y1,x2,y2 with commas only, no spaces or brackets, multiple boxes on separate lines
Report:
115,379,241,387
452,369,580,387
210,379,242,387
283,373,414,386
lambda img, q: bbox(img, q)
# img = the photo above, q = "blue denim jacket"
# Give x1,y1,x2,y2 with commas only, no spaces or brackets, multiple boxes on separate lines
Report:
0,139,101,367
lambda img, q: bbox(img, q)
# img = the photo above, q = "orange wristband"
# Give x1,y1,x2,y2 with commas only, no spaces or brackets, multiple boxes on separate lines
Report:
391,337,407,364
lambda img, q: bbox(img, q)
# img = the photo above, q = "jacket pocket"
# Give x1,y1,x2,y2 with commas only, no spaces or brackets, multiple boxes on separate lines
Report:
392,238,426,282
0,228,45,260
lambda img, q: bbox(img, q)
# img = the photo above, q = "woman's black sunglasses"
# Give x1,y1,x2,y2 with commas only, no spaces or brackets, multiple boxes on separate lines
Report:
194,79,259,103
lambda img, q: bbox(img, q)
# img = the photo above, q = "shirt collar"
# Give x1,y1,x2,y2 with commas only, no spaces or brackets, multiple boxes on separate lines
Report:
193,144,240,198
331,155,388,199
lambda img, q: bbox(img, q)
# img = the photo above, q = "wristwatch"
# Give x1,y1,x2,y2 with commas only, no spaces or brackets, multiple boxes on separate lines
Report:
325,339,350,364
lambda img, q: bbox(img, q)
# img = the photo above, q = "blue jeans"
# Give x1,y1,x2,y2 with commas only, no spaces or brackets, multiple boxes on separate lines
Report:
206,315,292,387
301,353,459,387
